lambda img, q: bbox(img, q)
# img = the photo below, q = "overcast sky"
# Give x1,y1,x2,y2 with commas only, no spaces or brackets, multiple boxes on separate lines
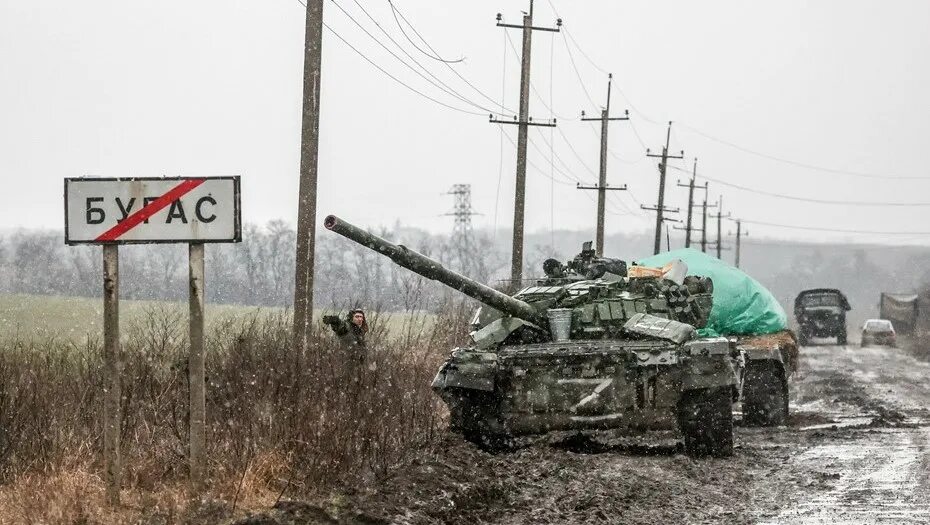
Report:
1,0,928,247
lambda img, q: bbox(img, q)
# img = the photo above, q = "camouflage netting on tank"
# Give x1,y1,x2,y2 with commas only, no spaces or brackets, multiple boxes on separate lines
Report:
637,248,787,336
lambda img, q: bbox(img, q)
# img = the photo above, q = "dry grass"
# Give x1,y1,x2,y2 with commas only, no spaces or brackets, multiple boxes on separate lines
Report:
0,453,287,524
0,301,470,524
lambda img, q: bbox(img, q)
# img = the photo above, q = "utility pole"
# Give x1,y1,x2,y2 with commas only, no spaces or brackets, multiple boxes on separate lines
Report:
642,122,684,255
492,1,560,290
717,197,723,259
292,0,324,356
735,219,742,268
576,74,629,256
710,196,730,259
674,158,698,248
730,219,747,268
698,183,714,253
663,217,681,252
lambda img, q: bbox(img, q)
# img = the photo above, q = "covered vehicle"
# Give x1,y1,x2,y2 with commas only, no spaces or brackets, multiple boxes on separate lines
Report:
794,288,851,345
325,216,741,457
879,293,918,336
861,318,897,347
639,249,796,426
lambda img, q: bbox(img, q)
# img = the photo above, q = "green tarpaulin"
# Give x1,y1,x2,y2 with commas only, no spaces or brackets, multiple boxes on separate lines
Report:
637,248,787,336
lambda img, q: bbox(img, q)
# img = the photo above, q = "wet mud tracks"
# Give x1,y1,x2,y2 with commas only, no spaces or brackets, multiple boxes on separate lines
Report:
239,343,930,524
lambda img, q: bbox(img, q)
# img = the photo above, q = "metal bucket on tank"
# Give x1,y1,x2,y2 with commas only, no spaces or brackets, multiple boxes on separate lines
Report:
547,308,574,342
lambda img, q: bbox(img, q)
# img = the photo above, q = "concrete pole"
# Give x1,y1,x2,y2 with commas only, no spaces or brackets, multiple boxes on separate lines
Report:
684,160,696,248
735,220,742,268
510,10,533,290
102,244,121,505
188,243,206,490
293,0,324,355
701,199,708,253
716,196,724,259
653,149,668,255
595,108,609,256
652,123,673,255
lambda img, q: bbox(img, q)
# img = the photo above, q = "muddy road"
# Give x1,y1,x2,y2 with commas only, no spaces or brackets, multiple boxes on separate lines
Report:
245,341,930,524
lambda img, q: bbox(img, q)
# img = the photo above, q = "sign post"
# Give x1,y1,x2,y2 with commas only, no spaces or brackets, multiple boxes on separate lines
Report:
65,176,241,499
102,243,121,505
188,242,206,489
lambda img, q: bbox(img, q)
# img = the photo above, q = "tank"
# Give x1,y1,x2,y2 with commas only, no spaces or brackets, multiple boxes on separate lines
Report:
324,215,741,457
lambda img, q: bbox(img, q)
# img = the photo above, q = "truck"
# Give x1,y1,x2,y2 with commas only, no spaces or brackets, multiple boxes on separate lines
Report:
879,293,919,336
794,288,851,345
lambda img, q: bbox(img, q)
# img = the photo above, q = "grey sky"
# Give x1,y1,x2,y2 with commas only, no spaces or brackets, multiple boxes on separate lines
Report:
1,0,928,247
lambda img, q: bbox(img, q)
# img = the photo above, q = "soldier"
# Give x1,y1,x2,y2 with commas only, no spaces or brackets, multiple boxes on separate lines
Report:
324,309,369,394
323,308,368,353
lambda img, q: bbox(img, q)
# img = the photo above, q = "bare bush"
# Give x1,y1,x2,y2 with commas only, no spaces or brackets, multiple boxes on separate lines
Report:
0,302,471,522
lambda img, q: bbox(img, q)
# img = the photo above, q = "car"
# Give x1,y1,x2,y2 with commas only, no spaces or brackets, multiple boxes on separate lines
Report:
861,319,897,347
794,289,851,346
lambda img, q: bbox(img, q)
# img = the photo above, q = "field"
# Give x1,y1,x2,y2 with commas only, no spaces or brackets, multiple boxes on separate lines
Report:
0,294,433,342
0,293,457,524
0,294,279,341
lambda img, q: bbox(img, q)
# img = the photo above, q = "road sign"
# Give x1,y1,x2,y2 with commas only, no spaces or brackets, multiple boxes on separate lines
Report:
65,177,241,244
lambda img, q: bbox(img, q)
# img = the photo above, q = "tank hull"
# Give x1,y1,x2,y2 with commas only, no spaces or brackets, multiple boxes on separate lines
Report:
434,338,739,441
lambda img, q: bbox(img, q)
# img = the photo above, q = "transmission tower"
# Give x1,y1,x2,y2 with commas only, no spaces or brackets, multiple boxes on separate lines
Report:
445,184,479,270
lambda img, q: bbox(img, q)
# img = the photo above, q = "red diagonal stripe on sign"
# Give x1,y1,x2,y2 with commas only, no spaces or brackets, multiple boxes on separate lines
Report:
94,179,207,242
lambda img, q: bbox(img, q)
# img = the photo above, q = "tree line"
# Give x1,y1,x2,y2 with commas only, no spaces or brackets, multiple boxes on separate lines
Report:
2,222,928,322
0,221,518,311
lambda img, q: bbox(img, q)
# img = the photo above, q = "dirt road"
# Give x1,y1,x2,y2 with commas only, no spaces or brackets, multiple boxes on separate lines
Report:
242,341,930,524
757,343,930,524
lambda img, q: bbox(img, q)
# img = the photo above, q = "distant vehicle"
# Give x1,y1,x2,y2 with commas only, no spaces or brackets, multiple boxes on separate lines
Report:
879,293,919,336
861,319,897,347
794,289,851,346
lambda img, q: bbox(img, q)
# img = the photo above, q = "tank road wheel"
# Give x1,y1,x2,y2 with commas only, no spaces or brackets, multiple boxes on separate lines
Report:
742,365,788,427
449,390,513,452
678,388,734,458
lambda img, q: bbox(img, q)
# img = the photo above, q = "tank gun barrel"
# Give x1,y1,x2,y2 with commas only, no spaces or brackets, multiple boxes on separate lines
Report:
324,215,540,321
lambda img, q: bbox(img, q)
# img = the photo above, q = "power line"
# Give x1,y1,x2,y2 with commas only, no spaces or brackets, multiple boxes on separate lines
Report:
739,218,930,236
528,136,586,185
560,31,598,110
386,0,464,63
667,165,930,207
583,121,643,165
529,6,650,163
535,129,590,182
541,2,927,183
507,14,645,219
527,112,642,220
626,188,645,206
501,129,575,186
554,126,598,177
321,21,486,116
548,13,661,125
561,27,608,76
388,0,516,114
677,122,930,181
503,31,577,121
333,0,504,116
504,129,637,222
493,31,508,238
